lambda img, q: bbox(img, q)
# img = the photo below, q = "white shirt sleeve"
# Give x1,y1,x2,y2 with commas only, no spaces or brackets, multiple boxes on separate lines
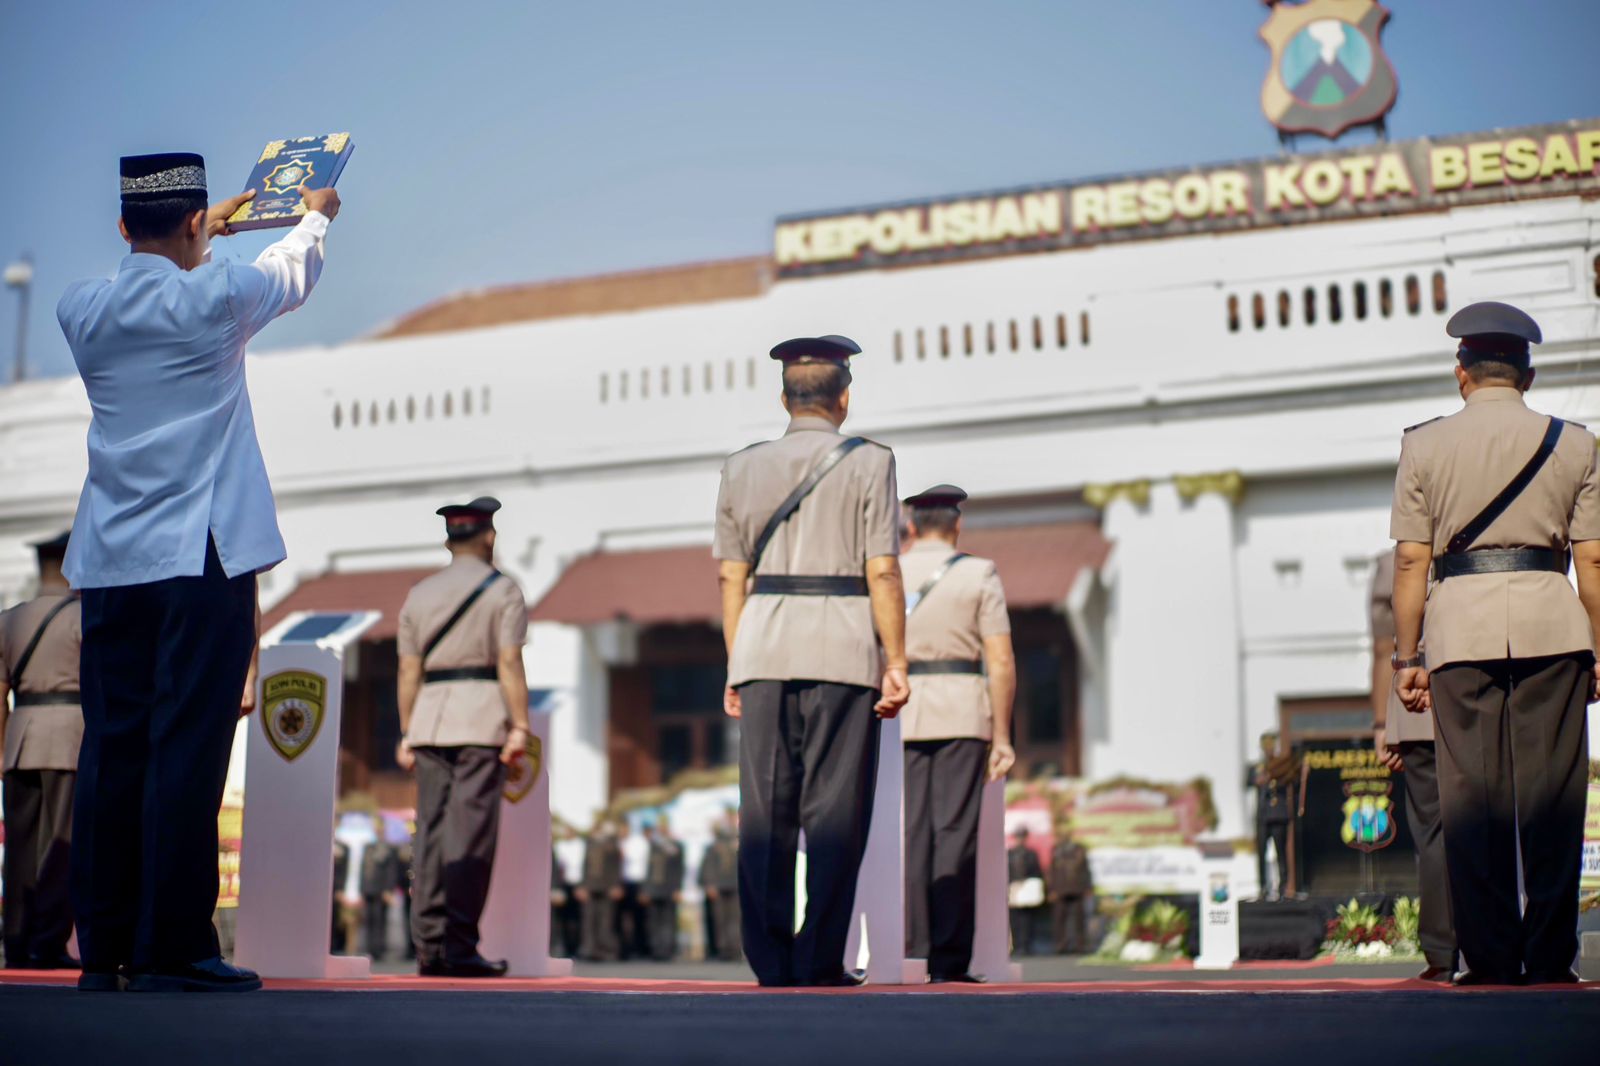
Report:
226,211,330,339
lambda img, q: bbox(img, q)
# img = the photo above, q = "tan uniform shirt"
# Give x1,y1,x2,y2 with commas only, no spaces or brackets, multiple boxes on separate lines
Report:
398,556,528,747
1368,551,1433,743
1390,387,1600,669
0,585,84,771
714,415,900,689
899,538,1011,742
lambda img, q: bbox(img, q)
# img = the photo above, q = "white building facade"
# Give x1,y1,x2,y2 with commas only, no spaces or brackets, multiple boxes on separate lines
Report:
1,119,1596,835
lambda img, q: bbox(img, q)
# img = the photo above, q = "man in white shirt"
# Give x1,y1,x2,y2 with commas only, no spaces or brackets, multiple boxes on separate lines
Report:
57,152,340,993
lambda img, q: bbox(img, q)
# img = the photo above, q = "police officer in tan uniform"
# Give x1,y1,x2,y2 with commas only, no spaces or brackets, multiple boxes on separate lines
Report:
1369,550,1456,982
897,484,1016,983
714,334,910,987
1390,301,1600,986
0,531,81,969
395,496,532,978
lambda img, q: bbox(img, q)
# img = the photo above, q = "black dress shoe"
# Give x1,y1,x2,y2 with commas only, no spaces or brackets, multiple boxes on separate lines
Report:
1451,969,1518,988
808,970,867,988
30,952,81,971
435,955,509,978
128,956,262,993
1521,969,1580,986
929,973,987,985
1415,966,1455,984
77,965,127,992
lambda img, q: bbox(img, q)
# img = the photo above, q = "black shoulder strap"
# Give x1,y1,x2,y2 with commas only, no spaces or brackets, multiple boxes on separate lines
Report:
906,553,970,616
749,437,869,570
8,594,79,689
1446,417,1564,554
422,569,503,662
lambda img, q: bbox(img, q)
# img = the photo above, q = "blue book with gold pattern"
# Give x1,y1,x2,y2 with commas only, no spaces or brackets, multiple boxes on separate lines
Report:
226,134,353,231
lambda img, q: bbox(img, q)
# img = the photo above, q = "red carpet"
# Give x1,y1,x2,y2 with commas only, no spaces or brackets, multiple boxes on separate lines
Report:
1,969,1591,994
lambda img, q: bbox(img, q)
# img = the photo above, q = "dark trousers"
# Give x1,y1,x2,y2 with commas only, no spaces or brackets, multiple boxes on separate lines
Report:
363,895,389,960
709,892,741,960
903,737,986,978
620,882,647,959
410,745,504,964
737,680,881,986
1431,653,1590,978
646,897,678,960
74,538,255,971
579,895,619,960
1052,895,1089,955
1257,820,1289,898
1395,740,1457,970
1009,906,1040,955
2,769,75,964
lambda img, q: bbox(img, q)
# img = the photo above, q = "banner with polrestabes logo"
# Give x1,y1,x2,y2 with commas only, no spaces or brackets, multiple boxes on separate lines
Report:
262,669,327,762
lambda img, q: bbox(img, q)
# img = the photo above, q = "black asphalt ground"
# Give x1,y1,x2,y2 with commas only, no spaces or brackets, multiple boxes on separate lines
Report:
0,983,1596,1066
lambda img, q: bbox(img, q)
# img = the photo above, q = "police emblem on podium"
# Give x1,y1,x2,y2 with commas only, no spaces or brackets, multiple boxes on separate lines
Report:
1259,0,1397,140
1340,780,1397,852
262,669,327,762
502,734,544,804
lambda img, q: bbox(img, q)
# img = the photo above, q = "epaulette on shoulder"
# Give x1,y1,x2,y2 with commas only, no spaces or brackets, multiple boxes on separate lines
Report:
1403,416,1444,434
1565,419,1587,430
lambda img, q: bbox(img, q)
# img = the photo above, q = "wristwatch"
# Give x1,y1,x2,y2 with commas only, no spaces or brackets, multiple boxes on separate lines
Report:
1390,652,1424,670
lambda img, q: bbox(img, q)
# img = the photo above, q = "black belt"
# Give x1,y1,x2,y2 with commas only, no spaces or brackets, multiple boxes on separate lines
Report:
907,660,984,676
13,691,80,707
750,575,869,597
423,667,498,684
1432,548,1569,581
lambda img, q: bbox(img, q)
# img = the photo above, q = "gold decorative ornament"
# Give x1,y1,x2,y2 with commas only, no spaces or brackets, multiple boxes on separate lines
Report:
322,132,350,155
1173,470,1245,504
258,140,287,163
1083,479,1153,510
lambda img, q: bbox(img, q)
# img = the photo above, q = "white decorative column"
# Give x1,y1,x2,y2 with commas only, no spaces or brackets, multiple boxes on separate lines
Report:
1089,473,1247,835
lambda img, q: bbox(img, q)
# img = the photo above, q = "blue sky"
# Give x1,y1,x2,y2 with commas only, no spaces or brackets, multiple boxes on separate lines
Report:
2,0,1596,378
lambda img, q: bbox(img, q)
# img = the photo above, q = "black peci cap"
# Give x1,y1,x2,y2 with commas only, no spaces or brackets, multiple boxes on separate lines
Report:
769,335,862,365
905,484,969,510
436,496,501,540
30,530,71,554
120,152,207,203
1446,301,1542,366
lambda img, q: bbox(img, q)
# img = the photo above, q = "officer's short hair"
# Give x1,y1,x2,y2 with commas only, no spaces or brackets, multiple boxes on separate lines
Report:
1461,356,1526,386
782,363,851,410
911,505,960,535
34,541,67,565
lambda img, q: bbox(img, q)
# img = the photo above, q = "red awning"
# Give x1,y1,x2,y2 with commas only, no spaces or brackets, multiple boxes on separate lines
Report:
959,522,1110,608
263,567,435,642
528,521,1108,626
530,545,720,626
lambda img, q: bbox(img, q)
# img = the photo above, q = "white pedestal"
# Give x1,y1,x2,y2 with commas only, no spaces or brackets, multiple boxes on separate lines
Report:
1194,839,1240,971
971,778,1023,982
479,710,573,977
843,715,927,985
234,640,370,980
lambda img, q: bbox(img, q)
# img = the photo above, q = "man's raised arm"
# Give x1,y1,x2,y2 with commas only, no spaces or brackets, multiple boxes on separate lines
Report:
226,185,341,338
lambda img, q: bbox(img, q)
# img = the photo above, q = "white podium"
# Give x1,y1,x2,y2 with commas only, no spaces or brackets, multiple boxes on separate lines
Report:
970,778,1023,982
843,715,927,985
1194,838,1240,970
234,610,379,980
478,706,573,977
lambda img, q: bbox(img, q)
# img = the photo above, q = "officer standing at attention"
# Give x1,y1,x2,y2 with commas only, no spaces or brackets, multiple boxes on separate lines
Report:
698,821,742,961
396,496,532,978
1369,550,1457,982
897,485,1016,983
714,334,910,987
643,818,686,961
60,154,338,993
1391,301,1600,987
575,818,624,962
0,532,81,970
